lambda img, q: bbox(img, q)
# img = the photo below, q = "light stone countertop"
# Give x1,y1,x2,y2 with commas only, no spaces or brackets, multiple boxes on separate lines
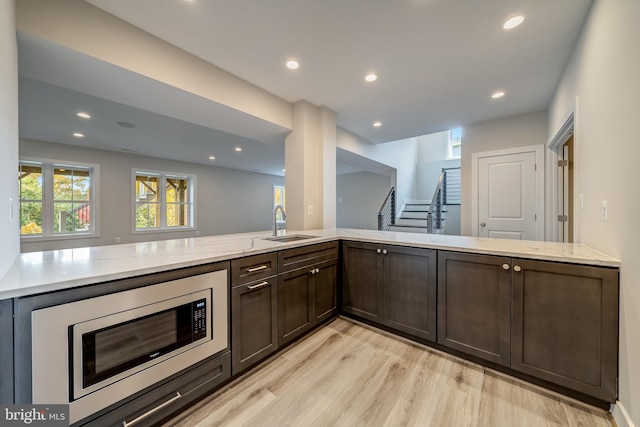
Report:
0,228,620,300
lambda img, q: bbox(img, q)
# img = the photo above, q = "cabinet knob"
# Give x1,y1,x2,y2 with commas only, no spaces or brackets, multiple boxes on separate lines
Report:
382,249,388,255
315,268,320,274
514,265,522,272
376,248,382,254
502,263,510,270
480,222,486,227
310,269,316,275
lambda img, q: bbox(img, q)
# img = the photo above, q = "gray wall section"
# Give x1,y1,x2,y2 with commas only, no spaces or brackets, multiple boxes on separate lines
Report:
0,299,13,403
20,139,284,252
337,171,391,230
460,110,548,236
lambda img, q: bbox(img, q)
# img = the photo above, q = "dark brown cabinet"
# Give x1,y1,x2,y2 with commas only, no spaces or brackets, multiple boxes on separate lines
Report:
511,259,618,401
437,251,511,366
278,243,338,346
342,241,384,322
342,242,437,342
231,254,278,375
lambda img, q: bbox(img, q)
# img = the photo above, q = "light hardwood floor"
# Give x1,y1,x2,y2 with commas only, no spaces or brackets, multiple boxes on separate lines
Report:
163,318,614,427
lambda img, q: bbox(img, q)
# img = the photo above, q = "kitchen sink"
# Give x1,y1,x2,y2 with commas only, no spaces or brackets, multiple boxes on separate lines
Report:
262,234,317,243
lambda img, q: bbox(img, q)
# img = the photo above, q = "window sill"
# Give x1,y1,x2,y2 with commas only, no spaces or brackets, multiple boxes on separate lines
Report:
21,232,99,243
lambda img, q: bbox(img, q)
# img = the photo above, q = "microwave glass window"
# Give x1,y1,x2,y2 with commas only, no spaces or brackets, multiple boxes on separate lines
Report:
93,310,178,374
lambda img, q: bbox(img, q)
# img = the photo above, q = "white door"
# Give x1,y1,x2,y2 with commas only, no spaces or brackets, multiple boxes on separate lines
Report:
474,146,543,240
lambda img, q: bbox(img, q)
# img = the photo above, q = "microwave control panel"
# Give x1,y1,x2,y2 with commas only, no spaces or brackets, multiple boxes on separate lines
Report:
192,298,207,340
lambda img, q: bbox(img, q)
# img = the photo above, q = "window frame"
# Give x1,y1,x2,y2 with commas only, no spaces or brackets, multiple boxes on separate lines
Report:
132,169,197,234
19,157,100,242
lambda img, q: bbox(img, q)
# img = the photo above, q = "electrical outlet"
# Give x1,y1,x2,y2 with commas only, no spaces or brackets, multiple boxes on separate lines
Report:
602,200,608,221
195,231,200,237
115,237,121,243
579,194,584,210
308,204,313,215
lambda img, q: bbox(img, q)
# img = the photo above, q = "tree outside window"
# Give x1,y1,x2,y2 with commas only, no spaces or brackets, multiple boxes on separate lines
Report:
134,171,194,231
18,160,97,238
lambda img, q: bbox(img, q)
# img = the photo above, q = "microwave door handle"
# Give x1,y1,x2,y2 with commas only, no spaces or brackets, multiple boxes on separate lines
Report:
122,392,182,427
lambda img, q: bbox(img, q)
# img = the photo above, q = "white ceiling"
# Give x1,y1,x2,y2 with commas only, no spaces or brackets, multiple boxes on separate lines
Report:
18,0,592,176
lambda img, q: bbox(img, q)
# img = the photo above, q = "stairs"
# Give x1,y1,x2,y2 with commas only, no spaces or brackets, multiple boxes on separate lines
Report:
389,199,447,234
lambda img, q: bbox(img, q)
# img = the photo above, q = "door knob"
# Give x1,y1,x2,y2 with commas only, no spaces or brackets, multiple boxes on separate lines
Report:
480,222,486,227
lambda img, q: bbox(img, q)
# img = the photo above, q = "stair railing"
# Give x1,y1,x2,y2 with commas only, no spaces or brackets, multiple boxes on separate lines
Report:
427,172,445,234
377,187,396,231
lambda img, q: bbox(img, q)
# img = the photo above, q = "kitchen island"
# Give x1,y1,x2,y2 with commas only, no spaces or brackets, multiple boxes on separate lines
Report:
0,229,620,425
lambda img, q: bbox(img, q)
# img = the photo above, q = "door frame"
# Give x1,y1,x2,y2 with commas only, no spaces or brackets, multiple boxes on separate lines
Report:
471,144,545,239
545,102,577,242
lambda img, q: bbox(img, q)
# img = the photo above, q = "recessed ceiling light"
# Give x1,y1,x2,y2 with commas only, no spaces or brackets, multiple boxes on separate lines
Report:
209,156,216,160
373,121,382,127
286,60,299,70
73,132,84,138
503,15,524,30
365,73,378,82
491,91,505,99
76,112,91,119
235,147,243,152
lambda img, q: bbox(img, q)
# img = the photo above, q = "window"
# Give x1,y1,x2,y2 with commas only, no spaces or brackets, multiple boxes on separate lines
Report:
447,128,462,160
18,159,98,239
274,185,285,222
134,170,195,232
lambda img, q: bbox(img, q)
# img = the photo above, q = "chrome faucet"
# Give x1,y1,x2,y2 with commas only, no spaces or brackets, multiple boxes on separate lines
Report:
273,204,286,236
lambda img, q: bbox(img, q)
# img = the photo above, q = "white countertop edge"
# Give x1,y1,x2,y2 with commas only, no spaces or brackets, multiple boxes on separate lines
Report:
0,228,620,300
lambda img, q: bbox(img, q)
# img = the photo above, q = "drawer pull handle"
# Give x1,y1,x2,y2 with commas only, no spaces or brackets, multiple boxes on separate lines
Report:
514,265,522,272
248,281,270,290
502,263,510,270
122,392,181,427
247,265,268,273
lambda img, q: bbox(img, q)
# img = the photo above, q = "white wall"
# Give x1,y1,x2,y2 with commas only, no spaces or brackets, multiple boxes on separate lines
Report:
336,171,392,230
337,127,417,209
460,110,548,236
0,0,20,278
20,139,284,252
548,0,640,424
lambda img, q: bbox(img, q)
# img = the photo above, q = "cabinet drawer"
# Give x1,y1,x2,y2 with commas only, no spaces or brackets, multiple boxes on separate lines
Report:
231,253,278,286
78,352,231,426
278,242,338,273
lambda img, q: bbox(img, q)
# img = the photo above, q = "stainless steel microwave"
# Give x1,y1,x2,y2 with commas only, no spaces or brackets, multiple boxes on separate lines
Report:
32,270,228,425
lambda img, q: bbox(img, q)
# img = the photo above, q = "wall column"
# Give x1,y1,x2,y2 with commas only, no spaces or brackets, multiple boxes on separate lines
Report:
285,101,336,230
0,0,20,279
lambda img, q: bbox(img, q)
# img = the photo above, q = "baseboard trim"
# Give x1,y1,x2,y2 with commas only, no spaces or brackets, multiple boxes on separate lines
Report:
613,401,635,427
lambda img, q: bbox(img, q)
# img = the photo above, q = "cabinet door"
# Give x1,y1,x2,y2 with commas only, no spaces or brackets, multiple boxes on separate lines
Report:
278,267,313,346
438,251,511,366
231,277,278,375
313,259,338,325
342,242,384,323
385,246,437,342
512,259,618,401
0,299,12,403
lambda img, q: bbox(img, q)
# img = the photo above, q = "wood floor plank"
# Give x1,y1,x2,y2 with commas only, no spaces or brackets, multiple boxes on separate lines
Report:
162,318,614,427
